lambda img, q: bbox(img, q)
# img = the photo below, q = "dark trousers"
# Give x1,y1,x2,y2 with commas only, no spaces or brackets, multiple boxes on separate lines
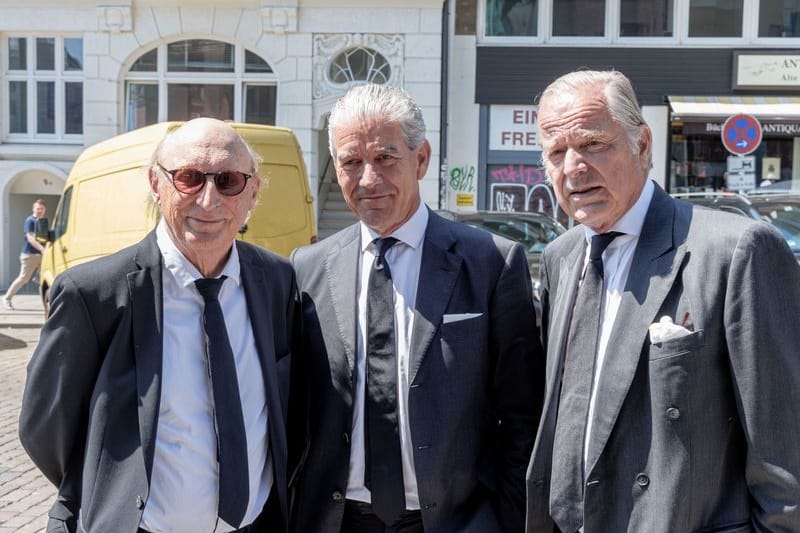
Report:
341,499,424,533
138,488,280,533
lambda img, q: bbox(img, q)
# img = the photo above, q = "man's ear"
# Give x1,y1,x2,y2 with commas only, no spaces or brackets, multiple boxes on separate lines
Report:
416,139,432,181
148,167,160,203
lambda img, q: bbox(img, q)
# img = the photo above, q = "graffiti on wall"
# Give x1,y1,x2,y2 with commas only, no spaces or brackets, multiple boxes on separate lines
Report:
487,164,562,223
449,164,476,192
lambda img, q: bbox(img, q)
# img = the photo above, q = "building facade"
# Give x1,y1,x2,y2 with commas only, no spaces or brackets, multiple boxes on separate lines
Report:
0,0,445,288
444,0,800,218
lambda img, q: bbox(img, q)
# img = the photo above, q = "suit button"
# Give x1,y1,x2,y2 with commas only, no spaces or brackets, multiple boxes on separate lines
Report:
666,407,680,420
424,502,437,509
635,474,649,487
135,495,144,509
332,490,344,501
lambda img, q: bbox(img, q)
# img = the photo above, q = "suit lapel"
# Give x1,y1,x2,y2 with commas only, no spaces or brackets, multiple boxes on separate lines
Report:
409,212,462,384
586,187,688,473
128,231,163,482
239,244,289,495
325,227,361,376
532,234,585,477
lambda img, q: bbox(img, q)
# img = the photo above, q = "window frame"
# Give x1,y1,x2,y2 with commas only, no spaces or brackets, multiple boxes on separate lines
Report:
2,34,84,143
124,40,278,131
477,0,800,46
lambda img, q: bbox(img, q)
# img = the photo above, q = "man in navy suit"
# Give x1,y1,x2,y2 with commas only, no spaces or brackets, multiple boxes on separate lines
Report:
290,84,545,533
20,118,295,533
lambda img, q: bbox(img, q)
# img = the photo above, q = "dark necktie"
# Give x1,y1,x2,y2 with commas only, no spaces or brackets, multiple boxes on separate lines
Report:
195,276,249,528
550,231,622,533
364,236,405,525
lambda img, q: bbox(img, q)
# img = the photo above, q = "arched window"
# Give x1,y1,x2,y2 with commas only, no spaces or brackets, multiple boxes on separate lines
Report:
125,39,277,131
328,47,391,85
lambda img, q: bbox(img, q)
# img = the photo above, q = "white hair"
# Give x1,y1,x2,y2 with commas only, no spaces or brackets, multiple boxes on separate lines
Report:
327,84,426,158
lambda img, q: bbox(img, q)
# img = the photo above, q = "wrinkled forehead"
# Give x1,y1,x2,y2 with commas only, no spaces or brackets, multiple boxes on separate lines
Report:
538,92,614,145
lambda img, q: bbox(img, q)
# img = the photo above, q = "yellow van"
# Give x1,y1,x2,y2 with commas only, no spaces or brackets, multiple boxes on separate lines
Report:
38,121,315,305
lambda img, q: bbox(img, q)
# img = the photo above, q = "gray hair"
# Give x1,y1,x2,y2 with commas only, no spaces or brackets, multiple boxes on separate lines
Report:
537,70,652,167
327,84,426,158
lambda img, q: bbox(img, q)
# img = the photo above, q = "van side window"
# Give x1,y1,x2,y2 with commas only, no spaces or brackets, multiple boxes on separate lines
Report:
53,186,72,240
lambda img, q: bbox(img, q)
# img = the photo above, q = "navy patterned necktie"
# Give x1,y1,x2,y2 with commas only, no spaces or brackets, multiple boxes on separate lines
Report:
550,231,622,533
195,276,249,528
364,237,405,525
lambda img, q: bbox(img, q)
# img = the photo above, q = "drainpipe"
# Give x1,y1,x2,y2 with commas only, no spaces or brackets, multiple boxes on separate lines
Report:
438,0,450,209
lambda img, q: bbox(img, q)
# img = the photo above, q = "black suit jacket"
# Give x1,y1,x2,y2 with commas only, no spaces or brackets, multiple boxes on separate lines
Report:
19,231,297,533
289,210,545,533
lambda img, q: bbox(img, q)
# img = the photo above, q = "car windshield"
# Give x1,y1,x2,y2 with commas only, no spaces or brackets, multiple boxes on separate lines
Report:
753,201,800,253
465,216,564,253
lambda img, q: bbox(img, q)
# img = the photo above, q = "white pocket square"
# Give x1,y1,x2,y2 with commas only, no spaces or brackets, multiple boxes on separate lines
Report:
648,316,693,344
443,312,483,324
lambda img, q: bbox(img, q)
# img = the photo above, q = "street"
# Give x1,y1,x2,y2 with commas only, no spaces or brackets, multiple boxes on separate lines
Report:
0,295,54,533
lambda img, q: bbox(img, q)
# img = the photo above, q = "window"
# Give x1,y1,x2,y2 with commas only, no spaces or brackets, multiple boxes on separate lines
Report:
689,0,743,37
328,47,391,85
553,0,606,36
124,40,277,131
3,35,83,140
759,0,800,37
620,0,673,37
485,0,539,36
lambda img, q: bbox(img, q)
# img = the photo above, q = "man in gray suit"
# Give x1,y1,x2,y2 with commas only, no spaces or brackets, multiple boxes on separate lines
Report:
289,84,544,532
20,118,295,533
526,69,800,532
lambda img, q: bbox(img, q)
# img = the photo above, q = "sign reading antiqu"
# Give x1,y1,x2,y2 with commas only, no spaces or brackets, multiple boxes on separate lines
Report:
734,51,800,90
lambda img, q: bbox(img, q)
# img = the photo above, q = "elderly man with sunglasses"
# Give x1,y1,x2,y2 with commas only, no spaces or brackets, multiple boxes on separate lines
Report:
20,118,297,533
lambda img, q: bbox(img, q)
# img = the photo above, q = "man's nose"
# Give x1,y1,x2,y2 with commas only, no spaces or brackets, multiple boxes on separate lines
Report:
197,176,222,207
563,147,587,177
360,163,381,186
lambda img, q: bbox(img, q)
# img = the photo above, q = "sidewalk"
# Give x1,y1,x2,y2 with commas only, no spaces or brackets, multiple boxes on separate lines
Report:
0,295,45,330
0,294,52,533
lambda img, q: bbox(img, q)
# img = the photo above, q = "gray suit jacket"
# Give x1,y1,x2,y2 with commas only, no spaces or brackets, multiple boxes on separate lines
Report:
19,231,296,533
289,209,545,533
526,184,800,532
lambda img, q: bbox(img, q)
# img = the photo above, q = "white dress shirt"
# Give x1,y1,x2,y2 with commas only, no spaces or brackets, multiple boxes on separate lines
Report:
346,202,429,510
141,220,272,533
582,179,655,465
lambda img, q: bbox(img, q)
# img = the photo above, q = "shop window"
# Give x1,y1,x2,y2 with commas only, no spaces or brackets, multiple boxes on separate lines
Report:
688,0,743,37
124,40,277,131
553,0,605,36
759,0,800,37
3,35,83,140
328,47,391,85
485,0,539,36
620,0,673,37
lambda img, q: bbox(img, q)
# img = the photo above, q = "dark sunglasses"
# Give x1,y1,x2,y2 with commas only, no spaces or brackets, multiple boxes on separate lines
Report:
155,162,253,196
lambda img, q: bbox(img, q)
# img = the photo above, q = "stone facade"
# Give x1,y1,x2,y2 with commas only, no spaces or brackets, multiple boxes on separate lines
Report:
0,0,445,287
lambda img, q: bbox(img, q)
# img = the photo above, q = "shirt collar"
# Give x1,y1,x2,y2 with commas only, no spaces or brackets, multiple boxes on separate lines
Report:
582,178,655,242
156,219,241,288
359,201,429,253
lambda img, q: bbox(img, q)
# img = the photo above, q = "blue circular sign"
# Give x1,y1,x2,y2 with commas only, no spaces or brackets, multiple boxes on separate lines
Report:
721,113,762,156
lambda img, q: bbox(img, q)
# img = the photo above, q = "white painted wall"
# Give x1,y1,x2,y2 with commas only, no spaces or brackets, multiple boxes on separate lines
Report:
643,105,669,188
444,35,480,212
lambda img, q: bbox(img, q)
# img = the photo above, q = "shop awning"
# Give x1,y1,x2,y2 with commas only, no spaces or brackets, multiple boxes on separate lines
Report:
668,95,800,119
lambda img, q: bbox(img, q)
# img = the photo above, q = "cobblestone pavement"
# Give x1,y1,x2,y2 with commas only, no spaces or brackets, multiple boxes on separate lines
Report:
0,295,53,533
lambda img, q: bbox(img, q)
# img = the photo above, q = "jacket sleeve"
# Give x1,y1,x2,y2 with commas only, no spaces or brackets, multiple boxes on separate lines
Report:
724,222,800,530
18,272,104,524
489,242,546,532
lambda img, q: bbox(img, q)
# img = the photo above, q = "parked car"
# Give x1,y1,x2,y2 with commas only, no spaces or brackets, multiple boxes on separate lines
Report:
437,210,566,310
671,192,800,262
